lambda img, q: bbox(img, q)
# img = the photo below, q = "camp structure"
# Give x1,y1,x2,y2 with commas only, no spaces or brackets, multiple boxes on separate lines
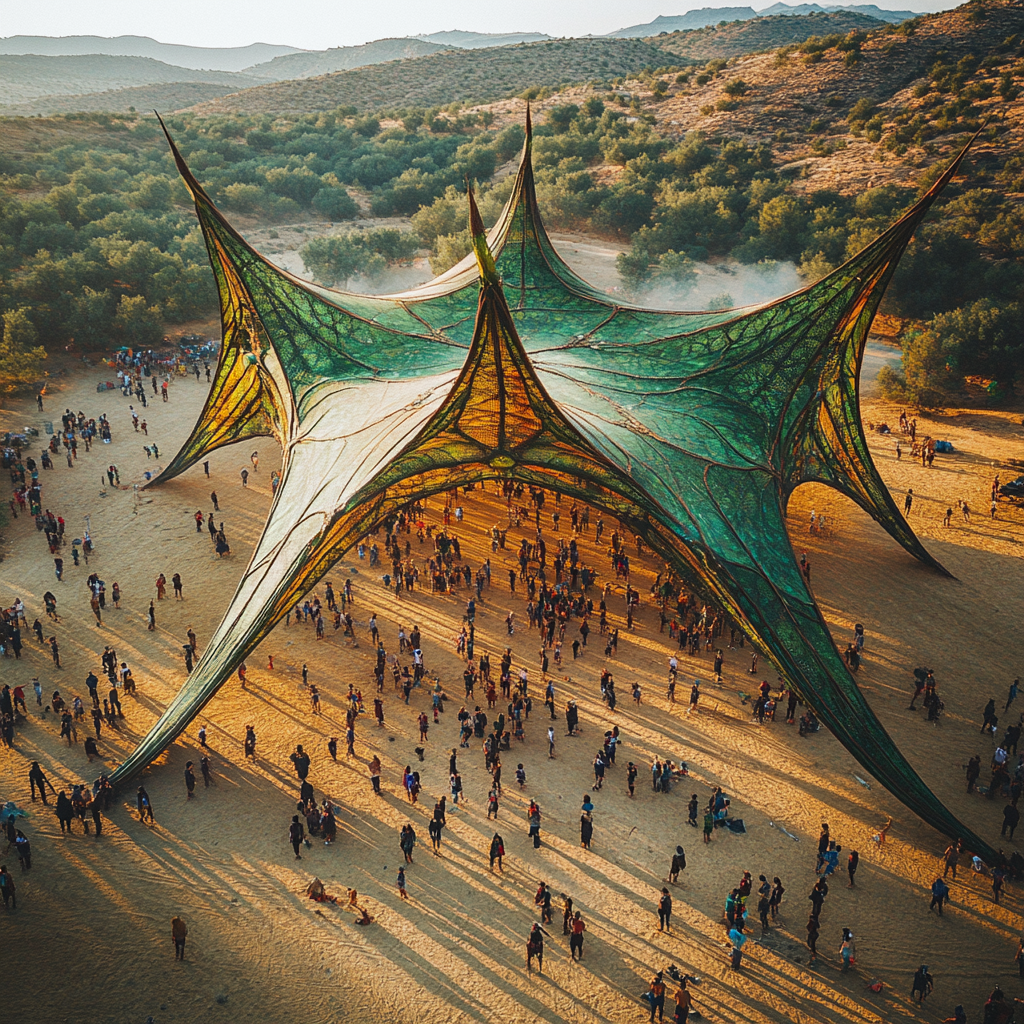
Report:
110,114,992,859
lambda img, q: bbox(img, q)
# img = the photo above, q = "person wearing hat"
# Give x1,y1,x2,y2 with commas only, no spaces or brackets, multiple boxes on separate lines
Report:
668,846,686,884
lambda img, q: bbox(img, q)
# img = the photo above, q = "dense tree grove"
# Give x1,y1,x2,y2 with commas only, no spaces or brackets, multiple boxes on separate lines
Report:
2,97,1022,398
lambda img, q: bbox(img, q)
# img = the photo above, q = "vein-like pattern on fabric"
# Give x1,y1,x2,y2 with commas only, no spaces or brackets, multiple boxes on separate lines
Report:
115,116,993,860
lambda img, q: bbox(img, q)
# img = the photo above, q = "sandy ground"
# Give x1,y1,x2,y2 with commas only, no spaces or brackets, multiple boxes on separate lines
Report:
1,342,1024,1024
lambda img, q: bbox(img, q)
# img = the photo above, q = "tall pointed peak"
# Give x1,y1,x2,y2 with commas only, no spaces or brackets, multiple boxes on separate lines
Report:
467,184,498,285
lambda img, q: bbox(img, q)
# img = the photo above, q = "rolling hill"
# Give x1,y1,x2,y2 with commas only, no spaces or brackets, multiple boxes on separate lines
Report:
651,10,887,62
0,54,265,107
189,37,670,116
1,82,250,117
644,0,1024,197
0,34,303,71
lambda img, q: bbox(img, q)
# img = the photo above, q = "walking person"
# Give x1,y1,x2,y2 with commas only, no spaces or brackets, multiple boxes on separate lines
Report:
526,923,549,973
668,846,685,884
910,964,933,1005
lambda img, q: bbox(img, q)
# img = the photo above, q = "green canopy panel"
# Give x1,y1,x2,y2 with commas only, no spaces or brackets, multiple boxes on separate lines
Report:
111,115,994,861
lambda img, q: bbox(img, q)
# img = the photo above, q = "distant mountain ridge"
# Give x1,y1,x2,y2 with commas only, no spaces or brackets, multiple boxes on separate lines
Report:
412,30,552,47
609,3,918,37
0,34,304,72
242,38,451,80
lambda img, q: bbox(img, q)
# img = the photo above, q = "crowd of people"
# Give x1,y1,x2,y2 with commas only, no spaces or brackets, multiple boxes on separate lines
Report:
3,370,1022,1021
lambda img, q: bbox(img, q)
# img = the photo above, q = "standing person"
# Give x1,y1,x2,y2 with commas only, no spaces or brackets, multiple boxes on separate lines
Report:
547,725,555,759
147,600,156,631
488,833,504,872
369,755,382,796
184,761,196,800
847,850,859,888
0,864,15,910
687,680,700,715
646,971,667,1022
171,916,188,960
702,808,714,844
806,914,820,963
527,800,541,848
769,877,785,921
396,866,408,900
137,786,154,823
28,761,54,804
839,927,856,972
758,884,771,934
942,841,961,879
657,887,672,932
569,911,586,961
929,877,949,915
428,814,443,855
289,815,304,859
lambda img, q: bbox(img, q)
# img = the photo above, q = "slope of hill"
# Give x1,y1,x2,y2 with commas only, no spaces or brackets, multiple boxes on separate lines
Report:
645,0,1024,196
0,54,264,107
611,3,916,36
652,11,885,62
413,31,552,48
190,38,670,116
1,82,247,117
0,34,303,71
242,38,450,80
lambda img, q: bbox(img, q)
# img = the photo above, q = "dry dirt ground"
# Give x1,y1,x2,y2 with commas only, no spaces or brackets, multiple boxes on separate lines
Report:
1,343,1023,1024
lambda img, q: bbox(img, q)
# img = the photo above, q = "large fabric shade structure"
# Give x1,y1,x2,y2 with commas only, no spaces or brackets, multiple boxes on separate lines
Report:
111,114,993,859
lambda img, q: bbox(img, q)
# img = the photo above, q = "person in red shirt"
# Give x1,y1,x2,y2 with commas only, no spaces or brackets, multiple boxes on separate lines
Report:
569,911,586,960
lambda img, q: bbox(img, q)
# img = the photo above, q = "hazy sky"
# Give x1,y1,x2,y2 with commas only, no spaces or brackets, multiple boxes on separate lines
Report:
3,0,963,49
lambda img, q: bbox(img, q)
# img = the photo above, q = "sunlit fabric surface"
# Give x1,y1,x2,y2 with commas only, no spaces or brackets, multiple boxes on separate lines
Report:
111,116,992,860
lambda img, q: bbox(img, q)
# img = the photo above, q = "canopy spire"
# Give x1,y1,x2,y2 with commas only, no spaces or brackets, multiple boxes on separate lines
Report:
467,183,499,285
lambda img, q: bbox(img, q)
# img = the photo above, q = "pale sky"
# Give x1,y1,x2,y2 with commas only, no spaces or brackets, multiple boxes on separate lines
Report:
2,0,962,49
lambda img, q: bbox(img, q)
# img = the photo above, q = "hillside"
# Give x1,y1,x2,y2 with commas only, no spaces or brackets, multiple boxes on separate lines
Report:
242,38,450,80
643,0,1024,197
1,82,247,117
0,54,264,107
190,38,671,116
651,11,886,62
0,34,303,71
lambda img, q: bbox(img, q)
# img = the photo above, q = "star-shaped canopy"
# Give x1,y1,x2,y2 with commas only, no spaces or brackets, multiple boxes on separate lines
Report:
112,115,991,858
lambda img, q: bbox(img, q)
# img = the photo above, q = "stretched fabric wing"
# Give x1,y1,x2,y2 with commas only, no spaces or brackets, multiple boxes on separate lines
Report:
114,121,994,860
